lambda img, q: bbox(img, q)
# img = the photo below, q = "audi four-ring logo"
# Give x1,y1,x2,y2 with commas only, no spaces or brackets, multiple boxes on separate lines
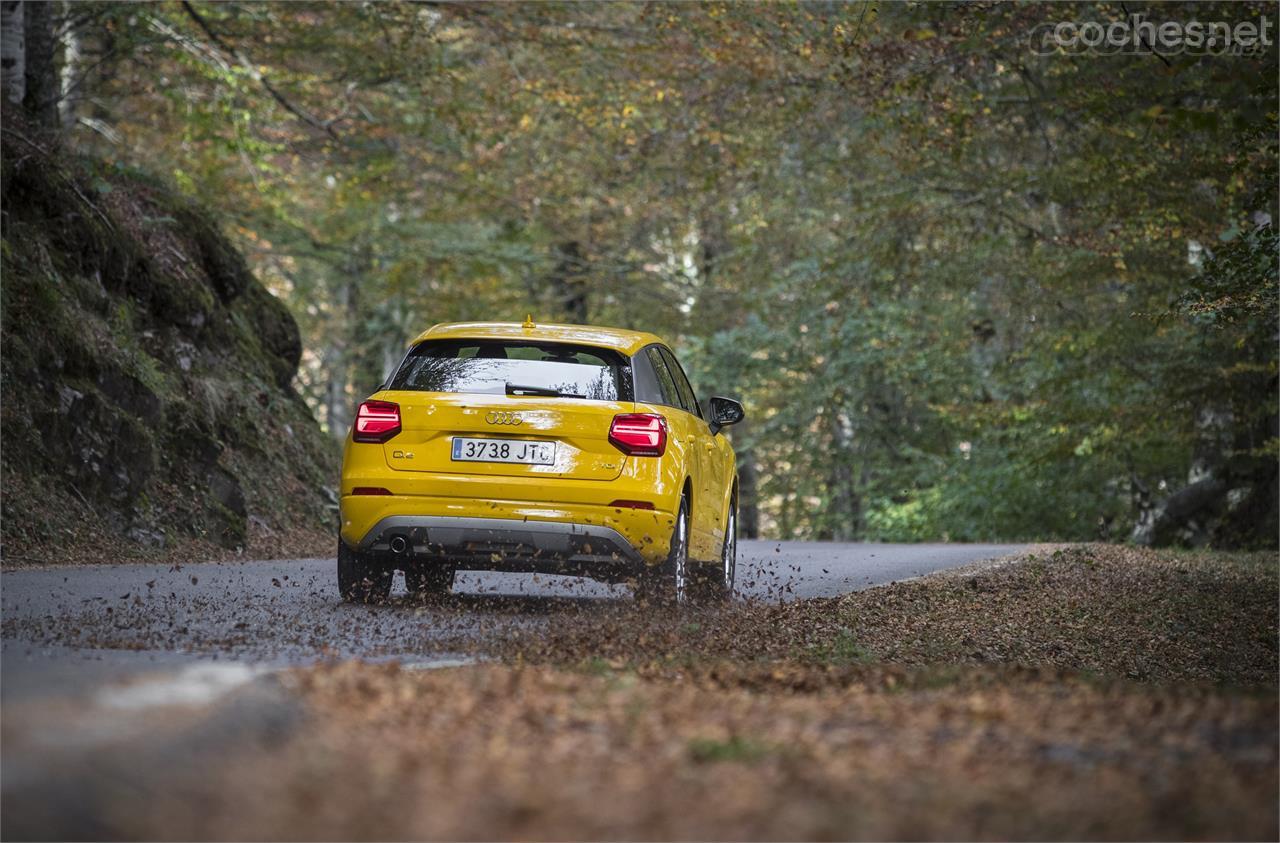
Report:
485,411,523,425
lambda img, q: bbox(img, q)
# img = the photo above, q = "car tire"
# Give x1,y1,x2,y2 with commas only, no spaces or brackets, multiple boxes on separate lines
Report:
692,498,736,603
404,563,455,598
337,539,393,603
637,494,690,607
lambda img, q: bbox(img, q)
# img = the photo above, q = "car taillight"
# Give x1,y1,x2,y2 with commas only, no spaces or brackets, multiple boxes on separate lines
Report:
608,413,667,456
353,400,401,443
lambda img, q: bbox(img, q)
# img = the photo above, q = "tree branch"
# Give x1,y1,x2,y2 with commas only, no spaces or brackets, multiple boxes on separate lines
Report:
1120,3,1172,68
179,1,342,141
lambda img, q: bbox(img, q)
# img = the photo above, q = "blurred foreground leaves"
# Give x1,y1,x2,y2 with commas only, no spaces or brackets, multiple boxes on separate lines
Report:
58,546,1274,840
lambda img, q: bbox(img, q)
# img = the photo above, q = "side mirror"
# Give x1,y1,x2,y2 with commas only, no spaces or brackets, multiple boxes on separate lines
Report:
708,396,745,435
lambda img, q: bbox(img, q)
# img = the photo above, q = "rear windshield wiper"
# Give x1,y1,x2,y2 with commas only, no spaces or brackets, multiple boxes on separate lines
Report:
505,382,584,399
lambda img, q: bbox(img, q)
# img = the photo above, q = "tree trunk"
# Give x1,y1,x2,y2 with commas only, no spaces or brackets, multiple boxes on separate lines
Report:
734,418,760,539
689,214,757,536
548,240,588,324
89,20,114,122
323,276,359,443
779,489,792,540
381,331,403,387
22,0,57,127
56,0,78,128
323,342,348,442
1132,405,1239,547
1131,477,1228,547
689,212,730,331
825,408,860,541
0,1,24,107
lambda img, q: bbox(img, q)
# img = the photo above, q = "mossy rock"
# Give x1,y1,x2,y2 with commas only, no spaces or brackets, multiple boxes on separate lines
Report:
170,202,254,303
0,121,337,560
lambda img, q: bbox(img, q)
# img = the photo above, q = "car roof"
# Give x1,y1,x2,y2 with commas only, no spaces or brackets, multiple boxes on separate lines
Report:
409,321,668,356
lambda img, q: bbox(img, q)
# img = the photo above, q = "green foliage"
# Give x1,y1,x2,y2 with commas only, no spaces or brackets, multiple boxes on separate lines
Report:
52,1,1279,546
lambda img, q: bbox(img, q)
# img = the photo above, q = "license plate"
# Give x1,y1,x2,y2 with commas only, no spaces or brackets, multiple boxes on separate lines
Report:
451,437,556,465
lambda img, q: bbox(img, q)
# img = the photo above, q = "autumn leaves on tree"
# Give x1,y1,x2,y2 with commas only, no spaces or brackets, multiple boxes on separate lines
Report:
4,1,1276,547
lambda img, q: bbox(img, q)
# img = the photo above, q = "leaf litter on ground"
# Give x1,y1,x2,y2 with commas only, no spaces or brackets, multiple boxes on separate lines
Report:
8,544,1277,840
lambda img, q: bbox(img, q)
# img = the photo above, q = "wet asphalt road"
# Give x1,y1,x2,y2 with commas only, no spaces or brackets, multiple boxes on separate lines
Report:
2,540,1025,673
2,541,1029,675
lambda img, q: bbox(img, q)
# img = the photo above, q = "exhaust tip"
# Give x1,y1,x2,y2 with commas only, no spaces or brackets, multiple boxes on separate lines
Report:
389,535,409,555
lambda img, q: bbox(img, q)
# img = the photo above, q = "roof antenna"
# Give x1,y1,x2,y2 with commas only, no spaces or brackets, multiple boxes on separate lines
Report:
522,314,535,329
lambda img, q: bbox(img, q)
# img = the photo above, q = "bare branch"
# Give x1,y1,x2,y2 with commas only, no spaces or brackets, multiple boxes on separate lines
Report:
179,1,342,141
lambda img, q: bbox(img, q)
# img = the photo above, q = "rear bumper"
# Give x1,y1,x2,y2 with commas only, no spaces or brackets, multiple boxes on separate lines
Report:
340,494,675,569
355,515,648,581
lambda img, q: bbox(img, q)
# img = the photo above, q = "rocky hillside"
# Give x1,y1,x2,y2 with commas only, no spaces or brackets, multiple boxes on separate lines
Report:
1,123,337,563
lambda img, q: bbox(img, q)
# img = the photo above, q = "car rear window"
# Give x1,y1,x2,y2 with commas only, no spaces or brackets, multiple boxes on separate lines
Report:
388,340,632,401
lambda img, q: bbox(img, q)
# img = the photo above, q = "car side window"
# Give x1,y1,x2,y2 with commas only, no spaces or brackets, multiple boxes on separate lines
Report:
659,347,703,419
631,347,665,404
644,346,684,411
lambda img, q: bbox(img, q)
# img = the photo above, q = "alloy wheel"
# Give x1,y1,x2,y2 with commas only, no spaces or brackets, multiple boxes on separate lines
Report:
722,505,736,594
672,503,688,604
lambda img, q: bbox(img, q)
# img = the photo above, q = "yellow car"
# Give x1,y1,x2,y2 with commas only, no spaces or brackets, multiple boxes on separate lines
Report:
338,319,745,605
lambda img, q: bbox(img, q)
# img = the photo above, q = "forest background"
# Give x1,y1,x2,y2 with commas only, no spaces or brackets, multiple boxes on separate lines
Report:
3,0,1275,548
